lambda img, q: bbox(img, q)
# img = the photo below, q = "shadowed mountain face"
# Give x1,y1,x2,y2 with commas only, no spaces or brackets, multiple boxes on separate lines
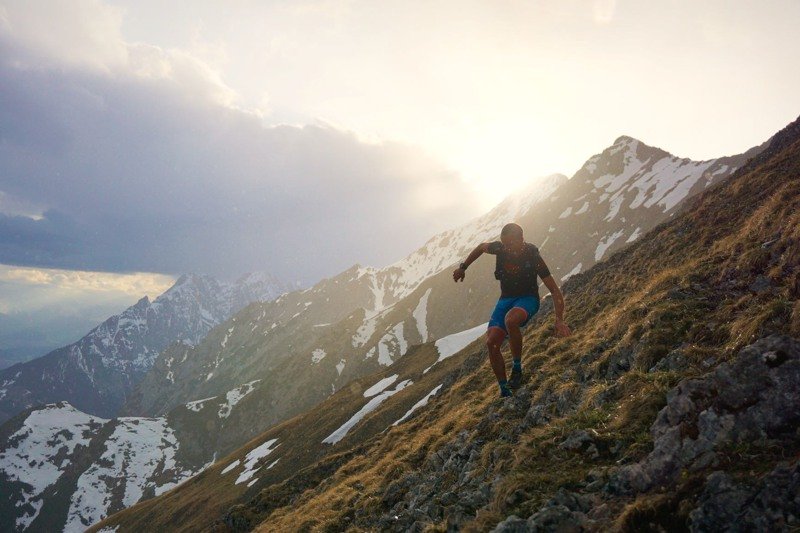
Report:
0,272,290,423
0,131,769,532
91,116,800,533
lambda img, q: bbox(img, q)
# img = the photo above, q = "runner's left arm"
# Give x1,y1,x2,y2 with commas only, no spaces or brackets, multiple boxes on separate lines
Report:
539,257,572,337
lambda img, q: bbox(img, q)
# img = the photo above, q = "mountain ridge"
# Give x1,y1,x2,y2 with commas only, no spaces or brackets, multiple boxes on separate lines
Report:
90,114,800,532
0,127,772,531
0,271,291,423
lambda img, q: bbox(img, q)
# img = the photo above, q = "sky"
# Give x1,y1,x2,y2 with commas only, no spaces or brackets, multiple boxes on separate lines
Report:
0,0,799,357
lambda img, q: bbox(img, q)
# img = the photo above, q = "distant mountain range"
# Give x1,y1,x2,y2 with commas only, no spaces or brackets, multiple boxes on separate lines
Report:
0,128,771,531
0,272,291,423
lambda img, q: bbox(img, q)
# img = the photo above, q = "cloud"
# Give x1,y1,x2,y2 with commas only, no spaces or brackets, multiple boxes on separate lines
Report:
0,265,174,296
0,2,481,284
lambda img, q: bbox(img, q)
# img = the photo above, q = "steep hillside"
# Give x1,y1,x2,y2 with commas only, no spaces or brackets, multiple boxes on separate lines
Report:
93,115,800,531
0,272,289,422
1,131,767,532
125,134,759,433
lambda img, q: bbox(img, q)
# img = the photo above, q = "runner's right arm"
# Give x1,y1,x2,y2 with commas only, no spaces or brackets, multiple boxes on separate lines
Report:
452,243,491,282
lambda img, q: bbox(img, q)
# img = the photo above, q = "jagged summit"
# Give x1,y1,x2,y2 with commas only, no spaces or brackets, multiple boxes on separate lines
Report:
0,270,290,423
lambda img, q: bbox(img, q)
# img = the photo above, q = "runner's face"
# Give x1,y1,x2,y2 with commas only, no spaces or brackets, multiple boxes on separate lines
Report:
501,232,523,249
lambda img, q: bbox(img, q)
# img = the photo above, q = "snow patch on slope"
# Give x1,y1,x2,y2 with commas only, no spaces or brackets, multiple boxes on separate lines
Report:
363,374,399,397
64,417,194,532
234,438,280,485
323,379,413,444
218,380,260,419
424,323,488,373
311,348,327,364
413,288,432,342
392,384,443,426
0,403,107,530
595,230,625,261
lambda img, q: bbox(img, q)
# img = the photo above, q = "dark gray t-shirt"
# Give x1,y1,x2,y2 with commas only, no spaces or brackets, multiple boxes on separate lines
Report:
486,241,551,298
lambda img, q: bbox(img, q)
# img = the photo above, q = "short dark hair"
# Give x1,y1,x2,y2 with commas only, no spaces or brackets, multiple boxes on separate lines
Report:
501,223,523,238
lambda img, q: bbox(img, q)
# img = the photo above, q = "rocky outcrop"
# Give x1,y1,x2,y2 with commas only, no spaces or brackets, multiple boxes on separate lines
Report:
609,335,800,495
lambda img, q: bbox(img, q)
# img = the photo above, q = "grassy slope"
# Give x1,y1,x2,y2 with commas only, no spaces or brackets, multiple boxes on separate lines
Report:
248,118,800,531
92,116,800,532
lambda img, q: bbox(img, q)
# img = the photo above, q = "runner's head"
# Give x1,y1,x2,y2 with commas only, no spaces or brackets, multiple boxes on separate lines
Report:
500,223,524,247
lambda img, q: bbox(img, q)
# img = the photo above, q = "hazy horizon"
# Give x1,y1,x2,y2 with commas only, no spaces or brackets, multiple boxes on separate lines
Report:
1,0,799,354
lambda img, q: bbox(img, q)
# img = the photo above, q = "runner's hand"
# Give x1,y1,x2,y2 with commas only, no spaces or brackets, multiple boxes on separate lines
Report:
554,320,571,337
453,268,465,282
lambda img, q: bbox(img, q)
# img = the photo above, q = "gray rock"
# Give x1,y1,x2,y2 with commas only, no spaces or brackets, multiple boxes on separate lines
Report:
649,346,689,373
689,462,800,531
749,275,771,294
610,335,800,494
527,504,586,532
559,430,593,451
493,515,531,532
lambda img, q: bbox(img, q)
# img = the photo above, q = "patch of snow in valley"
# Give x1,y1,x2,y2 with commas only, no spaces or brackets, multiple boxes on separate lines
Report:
366,323,407,366
558,206,572,219
323,379,413,444
185,396,217,412
352,311,381,348
336,359,346,375
626,227,642,243
222,459,240,475
220,326,235,348
392,384,443,426
575,201,589,215
0,371,20,400
218,380,261,419
604,193,625,221
311,348,327,364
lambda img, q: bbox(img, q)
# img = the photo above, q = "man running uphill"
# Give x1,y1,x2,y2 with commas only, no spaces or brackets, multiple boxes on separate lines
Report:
453,223,571,398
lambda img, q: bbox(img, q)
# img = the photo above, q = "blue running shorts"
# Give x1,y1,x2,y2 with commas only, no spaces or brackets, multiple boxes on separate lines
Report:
487,296,540,335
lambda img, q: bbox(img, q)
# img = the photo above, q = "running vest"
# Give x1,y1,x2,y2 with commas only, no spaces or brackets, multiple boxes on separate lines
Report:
487,242,551,298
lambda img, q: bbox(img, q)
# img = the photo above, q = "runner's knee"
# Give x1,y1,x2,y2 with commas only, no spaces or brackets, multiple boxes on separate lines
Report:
486,328,505,349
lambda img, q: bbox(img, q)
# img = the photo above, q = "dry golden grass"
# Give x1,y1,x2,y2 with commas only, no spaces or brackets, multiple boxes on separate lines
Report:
248,133,800,532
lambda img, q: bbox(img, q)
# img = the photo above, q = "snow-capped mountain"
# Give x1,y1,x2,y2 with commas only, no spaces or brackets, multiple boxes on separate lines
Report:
0,132,768,532
0,272,290,423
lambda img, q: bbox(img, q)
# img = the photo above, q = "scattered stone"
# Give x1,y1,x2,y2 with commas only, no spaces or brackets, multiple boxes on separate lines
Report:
649,346,689,373
749,275,771,294
492,515,529,532
559,430,593,451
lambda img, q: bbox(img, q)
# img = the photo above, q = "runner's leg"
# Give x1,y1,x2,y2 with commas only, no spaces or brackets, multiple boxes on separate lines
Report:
505,307,528,362
486,326,508,382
